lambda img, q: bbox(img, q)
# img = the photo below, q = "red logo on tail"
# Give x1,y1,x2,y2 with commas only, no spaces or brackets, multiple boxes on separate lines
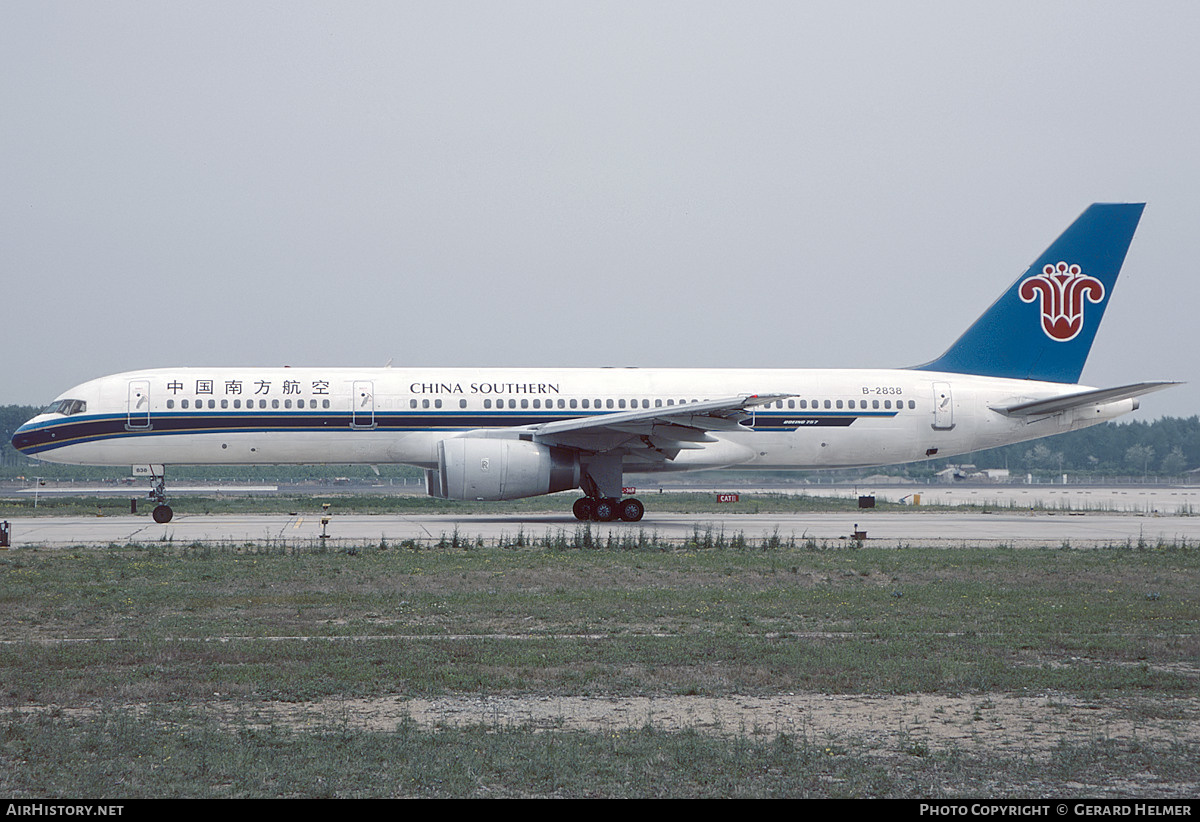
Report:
1019,262,1105,342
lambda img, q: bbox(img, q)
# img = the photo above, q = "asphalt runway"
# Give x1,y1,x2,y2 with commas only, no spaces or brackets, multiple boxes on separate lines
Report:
5,509,1199,548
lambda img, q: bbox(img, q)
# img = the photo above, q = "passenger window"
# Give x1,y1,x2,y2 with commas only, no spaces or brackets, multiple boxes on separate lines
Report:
836,400,843,409
272,399,280,409
824,400,831,409
484,399,491,409
167,400,175,409
459,399,467,409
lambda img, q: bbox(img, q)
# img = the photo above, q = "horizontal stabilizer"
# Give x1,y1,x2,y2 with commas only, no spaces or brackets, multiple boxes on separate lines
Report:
990,382,1180,417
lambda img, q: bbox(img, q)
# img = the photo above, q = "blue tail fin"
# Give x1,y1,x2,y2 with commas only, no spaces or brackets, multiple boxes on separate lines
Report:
912,203,1145,383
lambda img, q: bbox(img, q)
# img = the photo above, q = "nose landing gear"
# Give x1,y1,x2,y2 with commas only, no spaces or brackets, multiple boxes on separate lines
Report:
148,470,173,523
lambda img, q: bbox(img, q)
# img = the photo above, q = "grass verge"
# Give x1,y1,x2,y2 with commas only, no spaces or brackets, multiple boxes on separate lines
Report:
0,539,1196,796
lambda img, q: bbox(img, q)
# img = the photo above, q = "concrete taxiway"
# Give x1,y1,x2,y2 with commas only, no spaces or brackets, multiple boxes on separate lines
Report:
4,510,1198,548
675,484,1200,514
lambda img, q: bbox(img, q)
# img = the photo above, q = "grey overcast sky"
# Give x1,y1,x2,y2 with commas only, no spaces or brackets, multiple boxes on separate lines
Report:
2,2,1196,418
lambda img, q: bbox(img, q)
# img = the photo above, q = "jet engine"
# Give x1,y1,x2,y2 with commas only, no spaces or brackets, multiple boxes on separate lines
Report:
426,436,580,501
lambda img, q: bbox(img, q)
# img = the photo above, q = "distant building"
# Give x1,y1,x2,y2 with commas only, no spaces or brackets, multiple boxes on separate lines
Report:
935,465,1009,483
859,474,909,485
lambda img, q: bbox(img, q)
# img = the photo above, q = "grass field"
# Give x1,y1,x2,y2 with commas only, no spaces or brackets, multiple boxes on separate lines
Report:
0,532,1197,797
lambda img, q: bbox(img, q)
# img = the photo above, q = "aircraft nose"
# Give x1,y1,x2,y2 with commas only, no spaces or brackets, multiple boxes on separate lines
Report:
11,422,38,455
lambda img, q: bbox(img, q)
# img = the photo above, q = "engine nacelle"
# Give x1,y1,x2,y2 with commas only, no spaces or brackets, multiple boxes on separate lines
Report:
433,436,580,501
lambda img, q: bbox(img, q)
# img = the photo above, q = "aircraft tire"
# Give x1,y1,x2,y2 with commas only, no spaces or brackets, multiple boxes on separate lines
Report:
152,504,174,524
572,498,594,521
592,498,617,522
618,498,645,522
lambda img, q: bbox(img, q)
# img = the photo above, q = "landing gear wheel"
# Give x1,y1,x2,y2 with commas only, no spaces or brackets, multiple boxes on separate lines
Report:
572,498,594,522
147,469,172,524
592,498,617,522
618,498,645,522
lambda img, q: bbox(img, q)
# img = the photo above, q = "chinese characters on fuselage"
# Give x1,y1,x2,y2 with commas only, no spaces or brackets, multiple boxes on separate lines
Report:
165,379,331,396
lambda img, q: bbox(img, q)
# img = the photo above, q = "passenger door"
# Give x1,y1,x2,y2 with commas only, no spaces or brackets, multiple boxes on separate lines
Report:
932,382,955,430
351,380,376,429
127,380,151,430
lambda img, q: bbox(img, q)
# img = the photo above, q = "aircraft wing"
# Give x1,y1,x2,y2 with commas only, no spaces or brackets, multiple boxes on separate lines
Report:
990,381,1180,417
527,393,789,461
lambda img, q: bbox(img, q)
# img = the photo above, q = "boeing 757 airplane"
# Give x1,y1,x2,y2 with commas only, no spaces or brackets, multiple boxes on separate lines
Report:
12,204,1176,523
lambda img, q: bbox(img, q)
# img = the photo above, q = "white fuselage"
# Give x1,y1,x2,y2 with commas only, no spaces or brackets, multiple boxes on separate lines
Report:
13,366,1136,472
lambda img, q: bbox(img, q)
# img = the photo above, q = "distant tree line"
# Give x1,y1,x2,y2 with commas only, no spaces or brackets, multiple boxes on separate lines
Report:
2,404,1198,481
958,415,1200,479
0,405,37,468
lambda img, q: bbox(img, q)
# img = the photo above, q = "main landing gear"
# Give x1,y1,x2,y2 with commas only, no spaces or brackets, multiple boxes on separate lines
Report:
574,459,642,522
572,496,645,522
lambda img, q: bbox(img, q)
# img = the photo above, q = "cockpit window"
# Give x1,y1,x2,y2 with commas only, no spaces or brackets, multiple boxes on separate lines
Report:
42,399,87,416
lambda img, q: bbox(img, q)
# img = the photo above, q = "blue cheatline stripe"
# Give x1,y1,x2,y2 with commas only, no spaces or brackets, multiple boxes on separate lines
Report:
13,409,901,456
